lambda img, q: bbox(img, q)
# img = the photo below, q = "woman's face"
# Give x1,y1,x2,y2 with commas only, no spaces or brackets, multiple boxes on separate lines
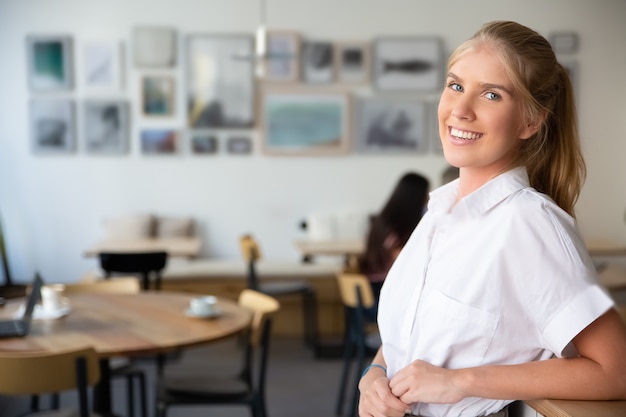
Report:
437,47,537,185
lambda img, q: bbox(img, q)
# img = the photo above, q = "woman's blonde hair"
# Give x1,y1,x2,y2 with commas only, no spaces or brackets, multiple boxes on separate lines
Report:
448,21,585,216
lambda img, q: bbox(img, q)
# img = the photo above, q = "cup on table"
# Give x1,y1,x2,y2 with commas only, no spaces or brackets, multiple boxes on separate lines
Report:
189,295,218,316
41,284,66,312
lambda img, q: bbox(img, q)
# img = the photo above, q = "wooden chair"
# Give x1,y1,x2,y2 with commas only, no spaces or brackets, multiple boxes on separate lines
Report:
63,277,148,417
156,289,280,417
335,272,380,417
98,251,167,291
0,347,100,417
240,234,319,349
64,276,141,295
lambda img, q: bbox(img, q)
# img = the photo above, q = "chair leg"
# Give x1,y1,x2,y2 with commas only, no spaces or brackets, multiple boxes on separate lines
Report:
126,375,135,417
138,370,148,417
349,335,367,417
302,290,318,348
336,334,354,415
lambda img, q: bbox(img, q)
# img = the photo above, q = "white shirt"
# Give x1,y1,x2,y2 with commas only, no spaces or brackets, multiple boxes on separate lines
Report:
378,167,613,417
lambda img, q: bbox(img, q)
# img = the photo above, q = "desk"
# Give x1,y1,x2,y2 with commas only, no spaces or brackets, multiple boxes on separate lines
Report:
586,240,626,258
84,237,202,258
526,398,626,417
293,239,364,263
0,292,251,415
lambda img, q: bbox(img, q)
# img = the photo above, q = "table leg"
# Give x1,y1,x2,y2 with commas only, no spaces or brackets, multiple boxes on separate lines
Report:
93,358,112,415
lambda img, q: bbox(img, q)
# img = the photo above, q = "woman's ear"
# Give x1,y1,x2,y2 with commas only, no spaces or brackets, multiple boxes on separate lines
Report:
519,111,547,140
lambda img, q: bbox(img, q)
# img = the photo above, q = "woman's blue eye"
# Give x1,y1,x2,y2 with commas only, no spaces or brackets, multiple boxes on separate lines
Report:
485,92,501,100
449,82,463,92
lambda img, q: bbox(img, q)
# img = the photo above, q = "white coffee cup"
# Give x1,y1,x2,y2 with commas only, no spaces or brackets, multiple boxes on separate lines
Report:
41,284,66,312
189,295,218,316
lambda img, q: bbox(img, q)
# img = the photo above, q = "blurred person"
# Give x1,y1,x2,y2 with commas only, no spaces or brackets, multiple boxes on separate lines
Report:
358,172,430,318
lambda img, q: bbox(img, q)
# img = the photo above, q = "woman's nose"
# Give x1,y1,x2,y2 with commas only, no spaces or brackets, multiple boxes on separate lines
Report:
451,96,475,121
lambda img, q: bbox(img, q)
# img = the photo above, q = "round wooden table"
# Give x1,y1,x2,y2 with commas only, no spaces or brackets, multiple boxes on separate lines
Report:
0,291,252,414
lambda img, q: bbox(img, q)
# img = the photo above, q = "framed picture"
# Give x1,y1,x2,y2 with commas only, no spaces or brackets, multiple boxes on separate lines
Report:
426,99,443,154
140,129,178,154
355,98,427,154
29,99,75,154
227,137,252,155
84,41,123,89
261,89,351,156
335,41,370,84
302,41,334,83
26,35,73,91
186,34,255,128
373,37,443,91
550,32,579,54
191,134,218,154
264,30,300,82
142,75,175,116
83,100,129,154
133,26,177,67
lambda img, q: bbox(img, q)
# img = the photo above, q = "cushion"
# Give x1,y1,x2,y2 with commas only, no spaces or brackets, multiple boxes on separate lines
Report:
102,214,155,240
156,216,194,238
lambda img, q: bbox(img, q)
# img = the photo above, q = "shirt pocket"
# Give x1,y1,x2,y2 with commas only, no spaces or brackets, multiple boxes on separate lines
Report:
415,289,499,368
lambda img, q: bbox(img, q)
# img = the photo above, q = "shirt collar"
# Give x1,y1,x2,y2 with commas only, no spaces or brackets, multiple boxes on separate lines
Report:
428,166,530,217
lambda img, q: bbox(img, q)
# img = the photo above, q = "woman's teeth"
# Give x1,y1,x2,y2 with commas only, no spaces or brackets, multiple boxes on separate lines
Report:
451,128,481,140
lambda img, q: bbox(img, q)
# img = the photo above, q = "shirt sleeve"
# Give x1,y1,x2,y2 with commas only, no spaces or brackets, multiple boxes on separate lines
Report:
543,285,614,357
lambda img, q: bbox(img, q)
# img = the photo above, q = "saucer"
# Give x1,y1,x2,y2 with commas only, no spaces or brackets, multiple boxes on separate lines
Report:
34,304,72,320
185,308,222,319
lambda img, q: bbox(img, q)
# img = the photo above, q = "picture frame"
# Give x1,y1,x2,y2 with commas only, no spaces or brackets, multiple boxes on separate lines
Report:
335,41,370,84
227,136,252,155
550,32,579,54
83,100,129,154
186,34,255,128
373,37,443,91
191,134,218,154
141,75,175,117
140,129,178,154
302,41,334,83
83,41,123,89
355,97,427,154
133,26,177,67
26,35,73,91
264,30,300,82
29,99,75,154
261,89,351,156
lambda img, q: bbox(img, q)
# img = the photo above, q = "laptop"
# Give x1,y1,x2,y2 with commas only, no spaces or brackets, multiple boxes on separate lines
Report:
0,273,43,338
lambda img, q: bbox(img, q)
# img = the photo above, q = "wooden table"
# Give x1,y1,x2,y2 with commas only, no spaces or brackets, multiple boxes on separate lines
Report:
0,292,251,415
526,398,626,417
586,240,626,258
84,237,202,258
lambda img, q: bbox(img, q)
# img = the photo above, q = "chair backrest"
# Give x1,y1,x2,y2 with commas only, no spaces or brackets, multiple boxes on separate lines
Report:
64,276,141,295
0,347,100,417
99,252,167,290
336,273,375,309
237,289,279,395
238,289,280,346
239,235,262,290
240,235,262,263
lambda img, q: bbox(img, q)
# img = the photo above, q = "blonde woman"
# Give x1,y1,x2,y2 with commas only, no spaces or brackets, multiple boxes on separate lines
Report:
358,21,626,417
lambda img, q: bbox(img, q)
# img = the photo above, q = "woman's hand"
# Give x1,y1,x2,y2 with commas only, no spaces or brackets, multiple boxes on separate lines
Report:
389,360,465,405
358,373,410,417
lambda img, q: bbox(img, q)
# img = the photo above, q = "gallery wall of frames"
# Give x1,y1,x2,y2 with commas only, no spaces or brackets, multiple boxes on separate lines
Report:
25,26,452,157
26,27,579,158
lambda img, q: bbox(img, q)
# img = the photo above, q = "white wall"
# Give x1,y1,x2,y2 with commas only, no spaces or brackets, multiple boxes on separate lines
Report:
1,0,625,283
